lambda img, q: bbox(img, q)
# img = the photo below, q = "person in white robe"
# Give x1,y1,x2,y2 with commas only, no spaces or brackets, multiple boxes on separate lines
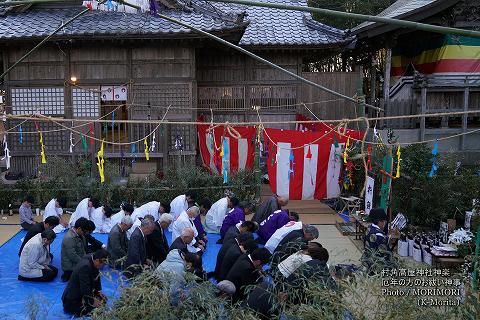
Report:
68,197,100,227
169,191,196,231
110,203,135,226
43,197,68,234
127,201,163,239
204,197,229,234
131,201,162,222
90,206,113,233
171,206,203,252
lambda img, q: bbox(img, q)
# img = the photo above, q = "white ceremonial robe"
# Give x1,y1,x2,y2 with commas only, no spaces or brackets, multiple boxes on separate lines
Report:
90,206,112,233
204,197,229,234
265,221,303,253
110,209,127,226
69,198,92,227
43,198,66,234
172,211,198,248
169,195,188,231
131,201,160,222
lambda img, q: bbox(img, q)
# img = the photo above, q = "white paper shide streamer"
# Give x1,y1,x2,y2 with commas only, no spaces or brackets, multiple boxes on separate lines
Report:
2,135,11,169
69,131,74,153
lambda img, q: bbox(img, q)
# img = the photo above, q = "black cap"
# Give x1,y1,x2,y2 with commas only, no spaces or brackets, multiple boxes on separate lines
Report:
365,208,387,222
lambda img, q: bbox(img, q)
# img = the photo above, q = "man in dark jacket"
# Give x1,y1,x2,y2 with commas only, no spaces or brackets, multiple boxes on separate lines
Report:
85,220,105,253
272,224,319,264
214,232,253,279
62,249,109,316
147,213,173,264
252,194,288,224
125,218,155,278
226,248,271,300
19,215,59,256
218,238,257,281
61,217,91,282
107,215,133,268
223,220,257,244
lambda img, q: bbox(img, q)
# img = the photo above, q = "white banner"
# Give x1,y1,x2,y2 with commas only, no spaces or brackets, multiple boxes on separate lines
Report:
101,85,127,101
365,176,375,214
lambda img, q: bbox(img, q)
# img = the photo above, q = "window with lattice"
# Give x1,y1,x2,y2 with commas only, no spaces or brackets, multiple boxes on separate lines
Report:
8,121,67,153
73,88,100,118
250,85,297,110
198,86,245,110
131,84,191,119
11,88,64,115
170,124,194,152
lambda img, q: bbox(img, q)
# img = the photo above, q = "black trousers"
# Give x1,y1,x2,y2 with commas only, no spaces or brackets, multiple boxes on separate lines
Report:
20,222,34,231
63,297,94,317
61,270,73,282
18,265,58,282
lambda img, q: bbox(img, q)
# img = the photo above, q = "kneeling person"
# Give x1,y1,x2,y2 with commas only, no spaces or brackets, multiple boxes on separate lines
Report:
18,229,58,282
62,249,109,317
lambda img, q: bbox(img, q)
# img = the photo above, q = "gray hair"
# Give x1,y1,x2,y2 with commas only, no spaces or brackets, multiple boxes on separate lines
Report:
303,224,319,239
181,227,194,237
121,215,133,225
159,213,173,223
187,206,200,217
140,218,155,229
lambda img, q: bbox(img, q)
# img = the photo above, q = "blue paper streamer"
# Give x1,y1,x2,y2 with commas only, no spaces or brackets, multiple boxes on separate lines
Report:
19,126,22,144
288,150,294,179
222,139,229,183
112,111,115,130
428,141,439,178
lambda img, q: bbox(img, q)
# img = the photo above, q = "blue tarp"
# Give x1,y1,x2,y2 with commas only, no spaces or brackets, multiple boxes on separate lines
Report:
0,226,222,319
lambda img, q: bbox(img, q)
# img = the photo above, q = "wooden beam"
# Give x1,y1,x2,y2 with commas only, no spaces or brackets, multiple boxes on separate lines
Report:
420,87,427,142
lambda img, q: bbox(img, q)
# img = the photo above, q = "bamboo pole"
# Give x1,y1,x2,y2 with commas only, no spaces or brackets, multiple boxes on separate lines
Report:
150,8,380,110
209,0,480,38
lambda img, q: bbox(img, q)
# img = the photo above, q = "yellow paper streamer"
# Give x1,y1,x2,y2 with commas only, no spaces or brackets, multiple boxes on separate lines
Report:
343,138,350,164
97,140,105,183
396,145,401,178
144,138,150,161
39,132,47,164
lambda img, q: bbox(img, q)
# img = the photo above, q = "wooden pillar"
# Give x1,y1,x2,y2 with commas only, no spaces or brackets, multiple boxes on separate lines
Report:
383,48,392,127
356,66,366,132
420,87,427,142
461,87,470,150
370,56,377,117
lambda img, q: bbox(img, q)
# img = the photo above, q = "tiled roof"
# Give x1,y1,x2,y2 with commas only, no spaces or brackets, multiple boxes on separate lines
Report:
211,0,351,46
0,4,242,40
0,0,351,47
352,0,457,33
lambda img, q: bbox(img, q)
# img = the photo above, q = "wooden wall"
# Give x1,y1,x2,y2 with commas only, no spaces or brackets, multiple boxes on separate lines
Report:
4,43,197,175
298,72,360,121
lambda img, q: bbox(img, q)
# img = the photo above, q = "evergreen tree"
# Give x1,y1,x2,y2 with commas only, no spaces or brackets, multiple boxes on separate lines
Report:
308,0,396,29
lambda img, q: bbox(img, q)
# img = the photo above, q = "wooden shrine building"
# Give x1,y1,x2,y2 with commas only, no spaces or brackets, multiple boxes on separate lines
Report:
0,0,358,176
